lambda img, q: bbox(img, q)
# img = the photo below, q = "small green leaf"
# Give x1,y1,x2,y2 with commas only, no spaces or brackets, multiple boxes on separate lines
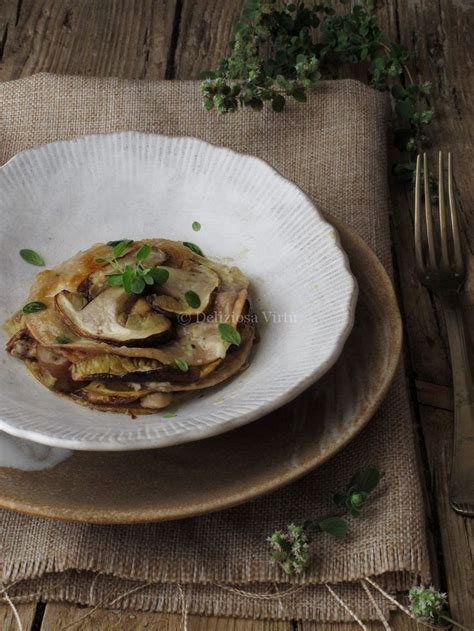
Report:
144,273,155,285
22,301,47,314
112,239,133,258
391,84,405,100
292,89,307,103
175,358,189,372
95,257,109,264
185,290,201,309
149,267,169,284
163,412,177,419
183,242,205,257
136,243,151,261
218,323,241,346
395,98,415,119
107,274,124,287
192,221,202,232
199,70,216,80
131,277,146,294
348,467,382,493
19,249,45,266
55,335,71,344
122,266,135,293
272,94,286,112
318,516,348,539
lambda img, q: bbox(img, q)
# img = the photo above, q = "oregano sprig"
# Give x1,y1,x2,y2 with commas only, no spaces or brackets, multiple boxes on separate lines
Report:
267,466,382,575
200,0,433,185
96,241,169,295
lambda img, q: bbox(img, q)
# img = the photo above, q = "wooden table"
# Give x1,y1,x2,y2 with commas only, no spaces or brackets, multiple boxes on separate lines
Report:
0,1,473,629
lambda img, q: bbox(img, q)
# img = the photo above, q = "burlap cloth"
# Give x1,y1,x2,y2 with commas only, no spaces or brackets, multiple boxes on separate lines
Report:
0,74,430,622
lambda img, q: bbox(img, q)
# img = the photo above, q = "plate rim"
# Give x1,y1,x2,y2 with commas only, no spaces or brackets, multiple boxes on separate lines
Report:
0,219,402,524
0,132,358,451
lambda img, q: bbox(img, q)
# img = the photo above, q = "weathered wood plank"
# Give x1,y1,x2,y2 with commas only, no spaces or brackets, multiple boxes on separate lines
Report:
174,0,243,79
300,611,420,631
40,602,289,630
419,404,474,627
0,0,177,82
415,380,453,411
0,602,37,631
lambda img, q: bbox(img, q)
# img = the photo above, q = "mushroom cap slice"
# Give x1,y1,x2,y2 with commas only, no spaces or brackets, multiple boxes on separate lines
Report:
149,263,220,319
55,288,173,346
82,245,167,299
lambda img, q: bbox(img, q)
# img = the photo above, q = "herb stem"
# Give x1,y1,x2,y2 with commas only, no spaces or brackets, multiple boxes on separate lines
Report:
440,614,471,631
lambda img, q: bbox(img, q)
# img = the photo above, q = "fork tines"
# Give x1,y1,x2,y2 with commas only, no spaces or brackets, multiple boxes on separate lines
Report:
415,151,464,276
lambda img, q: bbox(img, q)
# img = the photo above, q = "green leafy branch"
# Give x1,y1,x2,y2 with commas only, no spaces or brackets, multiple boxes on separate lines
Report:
200,0,434,184
96,240,169,295
267,467,468,629
267,466,382,575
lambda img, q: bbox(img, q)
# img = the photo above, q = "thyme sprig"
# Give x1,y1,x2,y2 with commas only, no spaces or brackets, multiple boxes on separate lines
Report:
200,0,433,184
268,466,382,575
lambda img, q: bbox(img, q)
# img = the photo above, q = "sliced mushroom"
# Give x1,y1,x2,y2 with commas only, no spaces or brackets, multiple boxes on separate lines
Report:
6,329,37,360
55,287,173,346
140,392,172,409
83,245,167,299
142,323,255,392
149,263,219,319
36,346,77,392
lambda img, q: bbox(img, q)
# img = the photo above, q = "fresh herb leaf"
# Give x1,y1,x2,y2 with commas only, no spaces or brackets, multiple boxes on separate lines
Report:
22,301,47,314
143,273,155,285
19,249,45,266
112,239,133,258
136,243,151,262
317,516,348,539
268,465,383,576
192,221,201,232
348,467,382,493
163,412,177,418
184,290,201,309
175,358,189,372
199,0,433,186
107,274,124,287
95,257,109,264
149,267,169,285
122,266,135,293
55,335,71,344
334,466,383,516
183,241,205,257
131,277,146,294
218,323,241,346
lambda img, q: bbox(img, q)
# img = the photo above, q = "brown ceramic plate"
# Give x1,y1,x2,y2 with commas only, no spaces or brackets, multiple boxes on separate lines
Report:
0,220,402,524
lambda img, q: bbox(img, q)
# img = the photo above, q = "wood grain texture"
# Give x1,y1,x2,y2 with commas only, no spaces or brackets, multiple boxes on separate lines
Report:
420,404,474,626
173,0,242,79
300,611,420,631
0,602,37,631
40,603,289,630
0,0,177,81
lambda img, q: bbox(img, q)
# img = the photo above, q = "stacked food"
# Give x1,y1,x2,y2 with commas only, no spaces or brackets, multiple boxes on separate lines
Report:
5,239,255,414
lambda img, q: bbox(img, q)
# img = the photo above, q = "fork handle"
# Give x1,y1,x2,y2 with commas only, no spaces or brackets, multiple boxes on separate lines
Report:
442,299,474,511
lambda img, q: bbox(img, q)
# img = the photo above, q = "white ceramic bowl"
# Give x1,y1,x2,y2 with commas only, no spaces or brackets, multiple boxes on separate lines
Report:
0,133,357,451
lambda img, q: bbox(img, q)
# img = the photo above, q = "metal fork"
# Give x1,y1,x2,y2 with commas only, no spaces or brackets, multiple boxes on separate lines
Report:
415,152,474,517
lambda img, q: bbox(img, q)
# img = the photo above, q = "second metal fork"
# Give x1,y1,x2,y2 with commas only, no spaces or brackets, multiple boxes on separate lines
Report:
415,152,474,517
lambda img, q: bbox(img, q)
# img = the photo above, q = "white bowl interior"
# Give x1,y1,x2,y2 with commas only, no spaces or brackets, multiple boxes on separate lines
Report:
0,133,356,450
